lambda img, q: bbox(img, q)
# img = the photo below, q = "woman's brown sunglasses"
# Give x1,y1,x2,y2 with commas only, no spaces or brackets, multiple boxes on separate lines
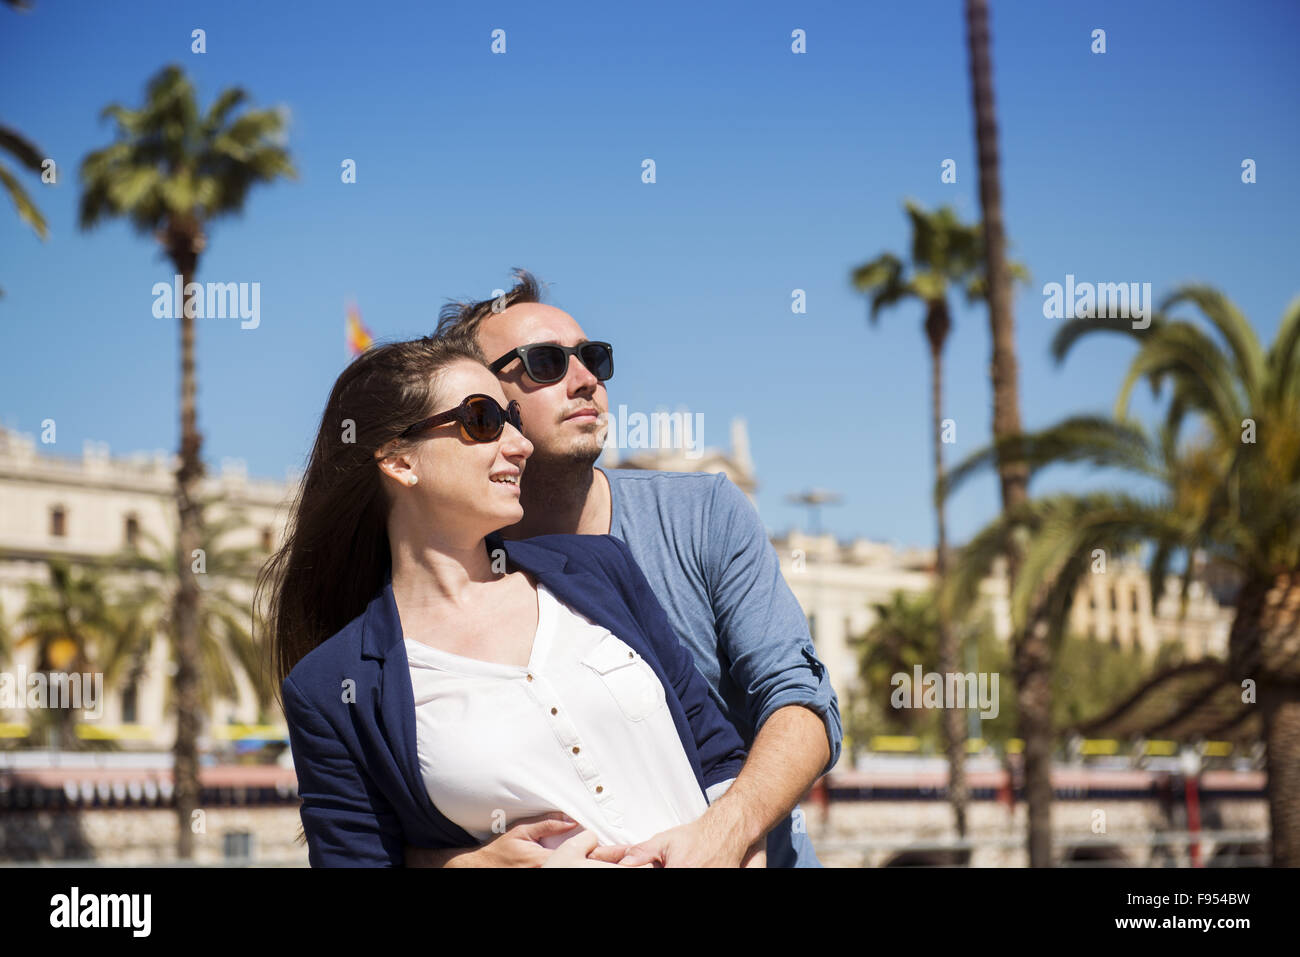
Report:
399,394,524,443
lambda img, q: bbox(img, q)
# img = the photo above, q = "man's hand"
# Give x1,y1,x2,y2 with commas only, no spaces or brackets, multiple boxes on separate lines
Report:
586,813,760,868
405,812,579,868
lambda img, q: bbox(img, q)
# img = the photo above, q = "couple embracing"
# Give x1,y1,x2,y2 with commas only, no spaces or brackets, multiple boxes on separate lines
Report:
263,270,842,867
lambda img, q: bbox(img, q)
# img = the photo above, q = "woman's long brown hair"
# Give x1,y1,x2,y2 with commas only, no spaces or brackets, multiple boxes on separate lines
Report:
258,336,486,700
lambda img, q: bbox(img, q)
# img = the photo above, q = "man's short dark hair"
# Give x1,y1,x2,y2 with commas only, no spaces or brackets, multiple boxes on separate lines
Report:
434,268,547,357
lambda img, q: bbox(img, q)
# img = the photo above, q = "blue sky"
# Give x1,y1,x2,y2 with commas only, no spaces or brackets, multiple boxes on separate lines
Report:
2,0,1297,548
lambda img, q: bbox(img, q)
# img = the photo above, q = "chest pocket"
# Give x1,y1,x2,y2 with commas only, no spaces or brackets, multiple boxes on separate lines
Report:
580,633,667,722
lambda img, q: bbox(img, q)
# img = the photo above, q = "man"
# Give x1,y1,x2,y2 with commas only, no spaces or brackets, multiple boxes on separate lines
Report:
416,269,841,867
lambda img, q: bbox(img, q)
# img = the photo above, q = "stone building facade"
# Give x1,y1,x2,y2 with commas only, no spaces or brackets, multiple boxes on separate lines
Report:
0,426,293,746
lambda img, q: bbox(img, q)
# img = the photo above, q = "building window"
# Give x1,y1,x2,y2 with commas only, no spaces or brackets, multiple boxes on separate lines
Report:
1110,627,1121,650
124,514,140,548
1109,588,1117,612
50,506,66,538
121,683,138,724
223,831,253,860
1131,591,1139,613
260,527,273,551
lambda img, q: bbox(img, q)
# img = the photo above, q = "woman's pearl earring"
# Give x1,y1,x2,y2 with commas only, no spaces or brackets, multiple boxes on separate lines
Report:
407,476,418,487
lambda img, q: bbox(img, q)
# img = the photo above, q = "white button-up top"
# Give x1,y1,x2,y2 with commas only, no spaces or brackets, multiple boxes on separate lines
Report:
406,582,721,847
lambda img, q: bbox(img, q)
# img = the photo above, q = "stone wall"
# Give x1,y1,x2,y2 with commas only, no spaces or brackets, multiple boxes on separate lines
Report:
809,797,1268,867
1,807,308,865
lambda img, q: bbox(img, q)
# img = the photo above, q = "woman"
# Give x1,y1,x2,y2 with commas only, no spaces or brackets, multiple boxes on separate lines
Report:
261,337,748,867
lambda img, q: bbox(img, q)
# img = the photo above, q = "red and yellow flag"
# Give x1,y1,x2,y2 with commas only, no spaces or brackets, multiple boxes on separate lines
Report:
346,302,374,357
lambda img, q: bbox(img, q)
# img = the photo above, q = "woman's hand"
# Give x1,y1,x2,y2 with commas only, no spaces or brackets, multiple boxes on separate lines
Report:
541,828,646,868
416,812,581,867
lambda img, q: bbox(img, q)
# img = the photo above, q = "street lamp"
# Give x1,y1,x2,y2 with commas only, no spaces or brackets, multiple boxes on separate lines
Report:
785,489,842,536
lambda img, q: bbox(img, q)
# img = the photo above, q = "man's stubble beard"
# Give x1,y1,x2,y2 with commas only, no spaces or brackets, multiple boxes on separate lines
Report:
521,422,606,491
495,418,609,538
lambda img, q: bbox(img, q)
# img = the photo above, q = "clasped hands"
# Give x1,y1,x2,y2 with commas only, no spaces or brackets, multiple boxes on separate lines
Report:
410,811,766,868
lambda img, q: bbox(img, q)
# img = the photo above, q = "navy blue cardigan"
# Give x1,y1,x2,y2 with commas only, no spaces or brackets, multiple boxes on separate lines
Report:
282,533,749,867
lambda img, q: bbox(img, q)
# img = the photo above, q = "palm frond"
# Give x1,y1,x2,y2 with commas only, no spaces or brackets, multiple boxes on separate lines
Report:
0,125,45,171
1265,293,1300,407
1159,285,1265,409
1049,313,1167,365
0,161,47,238
1004,493,1184,630
1114,320,1245,442
940,415,1162,503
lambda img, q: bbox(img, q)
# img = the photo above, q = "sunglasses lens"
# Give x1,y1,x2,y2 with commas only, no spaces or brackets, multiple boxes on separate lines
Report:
579,344,613,381
507,401,523,432
525,345,568,383
462,397,504,442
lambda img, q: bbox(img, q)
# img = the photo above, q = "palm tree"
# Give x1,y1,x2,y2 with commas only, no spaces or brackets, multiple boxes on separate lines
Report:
0,122,48,299
965,0,1044,865
78,65,295,857
11,528,269,752
16,561,120,748
851,200,1027,838
855,591,943,739
106,514,274,727
944,284,1300,864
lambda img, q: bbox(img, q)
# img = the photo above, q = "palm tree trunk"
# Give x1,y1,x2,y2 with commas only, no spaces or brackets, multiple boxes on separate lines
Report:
1259,683,1300,866
57,700,79,750
1014,615,1054,864
928,307,968,840
965,0,1048,866
167,224,204,861
1228,568,1300,866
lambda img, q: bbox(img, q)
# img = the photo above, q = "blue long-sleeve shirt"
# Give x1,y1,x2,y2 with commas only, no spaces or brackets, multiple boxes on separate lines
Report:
602,467,843,866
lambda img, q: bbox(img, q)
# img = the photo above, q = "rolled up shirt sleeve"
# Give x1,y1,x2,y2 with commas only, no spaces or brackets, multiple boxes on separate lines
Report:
705,473,843,774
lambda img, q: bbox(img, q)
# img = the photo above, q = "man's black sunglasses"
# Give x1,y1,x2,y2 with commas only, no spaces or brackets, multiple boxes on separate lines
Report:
399,394,523,443
489,341,614,385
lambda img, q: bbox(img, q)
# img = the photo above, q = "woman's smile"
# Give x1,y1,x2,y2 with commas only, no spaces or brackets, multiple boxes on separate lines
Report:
489,468,522,494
